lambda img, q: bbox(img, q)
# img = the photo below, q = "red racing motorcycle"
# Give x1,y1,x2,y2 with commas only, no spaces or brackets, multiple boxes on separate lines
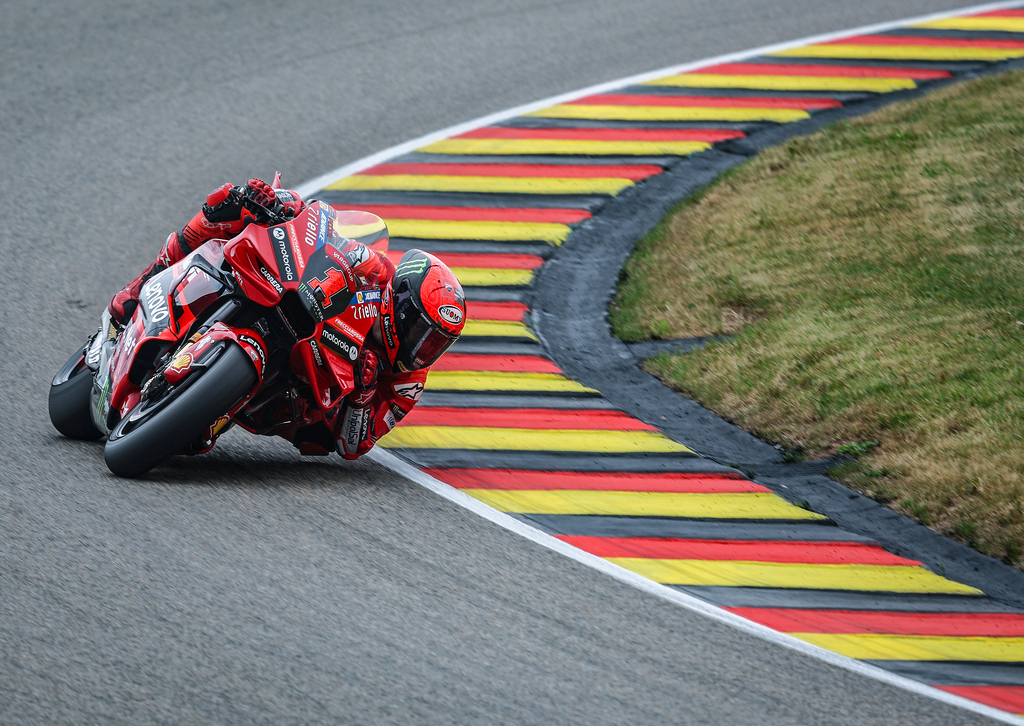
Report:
49,197,392,477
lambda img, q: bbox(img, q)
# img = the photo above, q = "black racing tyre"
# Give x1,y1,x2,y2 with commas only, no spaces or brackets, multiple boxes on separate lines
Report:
104,342,257,478
49,345,102,441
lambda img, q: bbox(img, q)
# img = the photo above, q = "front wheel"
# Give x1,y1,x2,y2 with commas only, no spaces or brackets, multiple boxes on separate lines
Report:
104,342,258,477
49,344,102,441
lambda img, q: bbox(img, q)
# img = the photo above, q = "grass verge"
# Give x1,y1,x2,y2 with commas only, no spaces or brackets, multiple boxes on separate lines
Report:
610,69,1024,567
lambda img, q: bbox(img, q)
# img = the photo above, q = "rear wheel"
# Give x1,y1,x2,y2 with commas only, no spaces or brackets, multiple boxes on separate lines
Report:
48,344,102,441
104,342,257,477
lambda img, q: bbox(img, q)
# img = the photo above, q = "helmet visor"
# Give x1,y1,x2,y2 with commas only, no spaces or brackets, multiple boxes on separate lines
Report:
400,310,458,370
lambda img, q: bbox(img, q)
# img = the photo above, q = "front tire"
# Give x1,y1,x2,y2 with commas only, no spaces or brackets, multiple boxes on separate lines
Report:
104,343,258,477
49,345,102,441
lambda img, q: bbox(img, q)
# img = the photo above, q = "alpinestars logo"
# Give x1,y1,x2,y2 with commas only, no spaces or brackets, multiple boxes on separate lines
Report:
393,381,424,402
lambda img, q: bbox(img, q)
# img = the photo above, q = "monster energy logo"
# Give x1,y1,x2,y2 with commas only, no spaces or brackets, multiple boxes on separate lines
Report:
395,258,428,277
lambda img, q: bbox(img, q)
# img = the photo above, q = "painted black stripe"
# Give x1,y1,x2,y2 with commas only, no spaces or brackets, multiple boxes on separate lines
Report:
876,28,1024,41
318,189,612,211
419,392,618,410
500,117,771,132
392,449,741,473
463,288,528,303
448,339,547,355
389,238,557,257
869,661,1024,687
511,514,873,541
615,84,869,102
669,586,1010,612
388,152,674,167
390,238,558,255
742,54,990,73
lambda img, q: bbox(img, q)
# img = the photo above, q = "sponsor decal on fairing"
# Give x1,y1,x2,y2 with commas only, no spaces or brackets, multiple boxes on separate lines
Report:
351,303,377,320
309,339,325,367
238,334,266,373
142,279,169,322
259,265,285,295
320,323,360,362
167,352,194,374
270,226,295,282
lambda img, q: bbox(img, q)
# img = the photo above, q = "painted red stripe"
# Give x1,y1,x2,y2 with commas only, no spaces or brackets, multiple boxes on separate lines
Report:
425,468,766,493
429,354,563,374
403,408,659,431
560,537,922,566
358,162,662,180
459,127,745,142
567,93,842,110
384,251,544,270
936,687,1024,714
698,62,952,80
343,204,591,224
828,34,1024,49
726,608,1024,636
978,8,1024,17
465,301,529,321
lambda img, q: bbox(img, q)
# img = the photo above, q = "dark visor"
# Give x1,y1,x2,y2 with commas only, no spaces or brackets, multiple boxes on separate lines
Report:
401,311,458,370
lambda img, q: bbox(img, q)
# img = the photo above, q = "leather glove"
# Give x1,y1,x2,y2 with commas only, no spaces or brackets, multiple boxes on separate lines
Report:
243,178,277,209
202,178,277,225
354,348,381,391
202,182,244,224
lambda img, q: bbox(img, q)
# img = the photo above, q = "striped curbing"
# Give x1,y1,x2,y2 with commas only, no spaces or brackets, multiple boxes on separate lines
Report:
303,4,1024,721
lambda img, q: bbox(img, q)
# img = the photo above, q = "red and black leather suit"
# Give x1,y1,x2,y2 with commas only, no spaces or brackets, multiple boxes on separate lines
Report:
108,179,428,460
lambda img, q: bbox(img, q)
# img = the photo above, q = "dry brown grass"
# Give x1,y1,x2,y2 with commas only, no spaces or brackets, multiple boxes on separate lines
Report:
611,70,1024,565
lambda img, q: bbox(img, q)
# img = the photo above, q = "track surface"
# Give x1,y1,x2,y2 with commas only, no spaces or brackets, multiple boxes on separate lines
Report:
0,2,1006,724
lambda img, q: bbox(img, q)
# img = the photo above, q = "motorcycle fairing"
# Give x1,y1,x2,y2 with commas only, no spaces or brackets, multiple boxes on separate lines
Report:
227,204,387,413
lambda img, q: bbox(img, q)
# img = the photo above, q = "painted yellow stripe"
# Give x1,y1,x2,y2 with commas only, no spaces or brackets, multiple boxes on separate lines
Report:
527,104,809,123
461,491,822,518
387,219,571,243
418,138,711,156
645,74,916,93
448,267,535,287
463,320,537,339
327,174,634,195
609,559,981,594
380,427,693,454
792,633,1024,661
916,17,1024,33
774,44,1024,62
424,370,597,393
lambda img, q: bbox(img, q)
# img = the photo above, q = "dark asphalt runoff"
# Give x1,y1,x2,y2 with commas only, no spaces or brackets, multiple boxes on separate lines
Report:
0,1,1005,724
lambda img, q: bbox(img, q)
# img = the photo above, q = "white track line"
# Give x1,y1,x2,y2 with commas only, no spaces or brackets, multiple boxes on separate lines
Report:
306,2,1024,722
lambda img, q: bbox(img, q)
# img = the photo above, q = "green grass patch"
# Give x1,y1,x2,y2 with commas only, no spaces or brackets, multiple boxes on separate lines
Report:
610,70,1024,567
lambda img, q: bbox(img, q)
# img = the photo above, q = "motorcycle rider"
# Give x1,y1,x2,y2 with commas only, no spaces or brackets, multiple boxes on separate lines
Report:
105,178,465,460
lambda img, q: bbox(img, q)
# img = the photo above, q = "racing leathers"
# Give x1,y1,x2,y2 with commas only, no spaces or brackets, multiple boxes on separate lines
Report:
107,178,429,461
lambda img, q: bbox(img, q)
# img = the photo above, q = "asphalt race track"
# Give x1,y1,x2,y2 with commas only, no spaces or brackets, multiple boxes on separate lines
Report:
0,2,1009,724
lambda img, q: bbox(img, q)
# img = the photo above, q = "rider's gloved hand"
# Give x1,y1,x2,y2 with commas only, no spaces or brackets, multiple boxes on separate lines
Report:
355,349,381,392
273,189,304,219
243,178,277,210
201,182,244,224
